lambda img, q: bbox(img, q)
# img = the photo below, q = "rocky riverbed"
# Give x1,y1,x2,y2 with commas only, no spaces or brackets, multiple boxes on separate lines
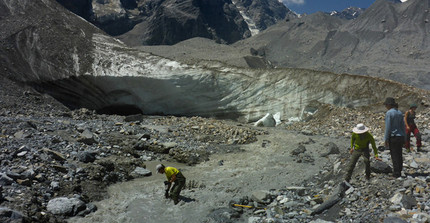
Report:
1,74,430,223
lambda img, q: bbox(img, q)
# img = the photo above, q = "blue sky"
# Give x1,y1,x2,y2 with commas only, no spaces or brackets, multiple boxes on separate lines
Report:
281,0,377,14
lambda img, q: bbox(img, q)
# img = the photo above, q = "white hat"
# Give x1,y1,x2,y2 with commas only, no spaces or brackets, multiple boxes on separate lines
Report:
353,123,369,134
156,164,164,172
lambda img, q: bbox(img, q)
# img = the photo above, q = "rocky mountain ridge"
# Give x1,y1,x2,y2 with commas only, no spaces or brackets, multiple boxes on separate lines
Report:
55,0,293,46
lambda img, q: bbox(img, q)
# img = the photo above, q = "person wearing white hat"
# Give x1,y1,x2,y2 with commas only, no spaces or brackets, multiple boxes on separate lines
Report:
344,123,381,182
156,164,186,205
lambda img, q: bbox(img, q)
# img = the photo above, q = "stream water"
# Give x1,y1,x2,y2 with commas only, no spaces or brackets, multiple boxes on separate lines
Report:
68,130,349,223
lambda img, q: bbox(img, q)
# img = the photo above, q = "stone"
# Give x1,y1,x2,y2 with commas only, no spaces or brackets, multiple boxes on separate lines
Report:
286,187,307,196
77,151,96,163
47,197,86,216
77,129,98,145
43,148,67,162
371,160,393,174
291,145,306,155
390,193,403,205
383,217,408,223
409,160,419,169
320,142,340,157
251,190,271,204
401,194,417,209
130,167,152,178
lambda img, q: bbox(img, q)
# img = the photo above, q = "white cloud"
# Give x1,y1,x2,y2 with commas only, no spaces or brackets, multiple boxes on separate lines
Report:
281,0,305,5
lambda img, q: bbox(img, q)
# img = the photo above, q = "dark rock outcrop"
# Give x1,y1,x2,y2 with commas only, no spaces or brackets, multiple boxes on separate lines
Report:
57,0,255,45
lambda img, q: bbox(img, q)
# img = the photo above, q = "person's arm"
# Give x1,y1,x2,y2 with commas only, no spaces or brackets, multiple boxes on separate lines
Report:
350,134,355,154
400,112,407,145
369,134,381,161
384,112,391,147
404,111,409,130
169,174,176,183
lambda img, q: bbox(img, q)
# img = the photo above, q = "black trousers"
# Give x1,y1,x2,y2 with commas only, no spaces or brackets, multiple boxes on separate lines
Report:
389,136,404,177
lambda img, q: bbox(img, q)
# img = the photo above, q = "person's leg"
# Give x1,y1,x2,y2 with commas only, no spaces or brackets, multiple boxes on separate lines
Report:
405,127,412,152
390,137,403,177
363,148,371,179
171,179,185,204
412,125,422,149
345,150,361,182
170,183,178,201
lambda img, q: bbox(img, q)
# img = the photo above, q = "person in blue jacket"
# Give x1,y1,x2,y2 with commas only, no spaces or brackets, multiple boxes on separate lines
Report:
383,97,406,178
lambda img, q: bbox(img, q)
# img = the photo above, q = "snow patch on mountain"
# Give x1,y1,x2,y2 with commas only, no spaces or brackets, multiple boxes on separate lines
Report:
232,0,260,36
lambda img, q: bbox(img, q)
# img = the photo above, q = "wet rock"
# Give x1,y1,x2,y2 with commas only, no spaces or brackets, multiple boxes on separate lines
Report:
291,145,306,155
296,153,315,163
77,202,97,217
130,167,152,178
47,197,86,216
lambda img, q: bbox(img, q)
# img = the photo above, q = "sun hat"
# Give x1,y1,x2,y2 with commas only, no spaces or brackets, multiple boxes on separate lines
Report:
353,123,369,134
383,97,396,105
156,164,164,172
410,103,418,108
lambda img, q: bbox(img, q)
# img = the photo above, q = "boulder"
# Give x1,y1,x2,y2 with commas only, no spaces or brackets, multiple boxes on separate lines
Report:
47,197,86,216
371,161,392,174
251,190,272,204
130,167,152,178
320,142,340,157
77,129,98,145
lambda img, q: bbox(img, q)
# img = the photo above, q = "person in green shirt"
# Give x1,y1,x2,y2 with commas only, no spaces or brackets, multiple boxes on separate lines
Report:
344,123,382,182
156,164,186,205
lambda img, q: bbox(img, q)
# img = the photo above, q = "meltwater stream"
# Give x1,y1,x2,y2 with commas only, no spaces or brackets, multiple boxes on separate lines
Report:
68,129,349,223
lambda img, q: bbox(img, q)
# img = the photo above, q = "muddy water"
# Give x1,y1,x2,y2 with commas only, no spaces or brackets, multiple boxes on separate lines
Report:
69,129,349,223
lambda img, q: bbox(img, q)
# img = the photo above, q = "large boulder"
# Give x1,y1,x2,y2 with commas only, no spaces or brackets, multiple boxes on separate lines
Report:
47,197,86,216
